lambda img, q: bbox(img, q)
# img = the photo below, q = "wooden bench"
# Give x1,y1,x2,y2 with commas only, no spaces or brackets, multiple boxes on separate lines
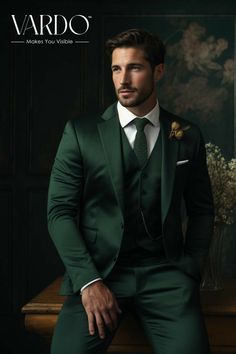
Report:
22,277,236,353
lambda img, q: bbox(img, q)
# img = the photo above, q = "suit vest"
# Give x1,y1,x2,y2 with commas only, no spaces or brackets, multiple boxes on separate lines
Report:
117,125,166,265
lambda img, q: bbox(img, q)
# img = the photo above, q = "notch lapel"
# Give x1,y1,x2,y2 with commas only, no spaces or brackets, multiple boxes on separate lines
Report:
97,104,124,215
160,108,179,224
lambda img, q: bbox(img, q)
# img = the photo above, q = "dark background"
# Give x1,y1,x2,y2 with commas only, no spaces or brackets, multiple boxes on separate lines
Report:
1,1,236,353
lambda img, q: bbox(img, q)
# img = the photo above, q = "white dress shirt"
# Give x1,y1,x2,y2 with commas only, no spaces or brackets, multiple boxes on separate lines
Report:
80,100,161,294
117,100,161,156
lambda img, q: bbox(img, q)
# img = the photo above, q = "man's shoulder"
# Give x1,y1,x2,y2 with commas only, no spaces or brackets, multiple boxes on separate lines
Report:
72,111,102,126
71,102,117,130
68,112,103,137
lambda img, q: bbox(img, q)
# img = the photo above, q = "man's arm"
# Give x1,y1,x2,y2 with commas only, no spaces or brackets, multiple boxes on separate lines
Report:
47,120,121,337
80,278,102,294
183,128,215,274
47,120,101,293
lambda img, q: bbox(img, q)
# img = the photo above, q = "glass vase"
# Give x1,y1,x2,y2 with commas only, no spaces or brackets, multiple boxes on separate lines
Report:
200,222,225,291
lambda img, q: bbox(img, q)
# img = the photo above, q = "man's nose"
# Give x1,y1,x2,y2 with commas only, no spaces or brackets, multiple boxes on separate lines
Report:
120,70,130,85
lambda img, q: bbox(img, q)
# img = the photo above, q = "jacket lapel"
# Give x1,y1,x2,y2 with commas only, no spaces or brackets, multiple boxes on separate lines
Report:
160,107,179,225
97,103,124,215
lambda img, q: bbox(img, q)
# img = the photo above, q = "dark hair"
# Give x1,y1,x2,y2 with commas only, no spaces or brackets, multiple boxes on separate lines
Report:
105,28,165,69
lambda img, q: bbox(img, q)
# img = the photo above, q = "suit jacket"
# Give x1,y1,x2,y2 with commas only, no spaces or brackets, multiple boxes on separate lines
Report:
47,102,215,295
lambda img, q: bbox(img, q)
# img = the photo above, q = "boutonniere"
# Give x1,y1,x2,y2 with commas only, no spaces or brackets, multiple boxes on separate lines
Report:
169,121,190,140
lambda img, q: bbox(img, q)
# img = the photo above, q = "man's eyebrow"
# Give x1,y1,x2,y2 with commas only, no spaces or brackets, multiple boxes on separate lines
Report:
128,62,144,66
111,62,144,68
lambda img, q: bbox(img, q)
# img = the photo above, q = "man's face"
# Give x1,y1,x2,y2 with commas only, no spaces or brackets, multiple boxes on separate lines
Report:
111,47,163,110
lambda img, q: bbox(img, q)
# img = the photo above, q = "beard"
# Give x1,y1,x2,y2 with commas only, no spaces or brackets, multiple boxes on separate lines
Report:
116,82,155,108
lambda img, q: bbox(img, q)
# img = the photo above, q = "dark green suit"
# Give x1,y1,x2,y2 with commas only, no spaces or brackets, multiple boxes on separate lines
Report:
47,103,214,354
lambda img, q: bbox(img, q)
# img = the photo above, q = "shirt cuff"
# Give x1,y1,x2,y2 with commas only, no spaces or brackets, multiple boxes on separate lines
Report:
80,278,102,294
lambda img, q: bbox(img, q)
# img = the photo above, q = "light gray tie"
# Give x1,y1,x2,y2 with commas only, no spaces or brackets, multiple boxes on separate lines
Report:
133,118,149,167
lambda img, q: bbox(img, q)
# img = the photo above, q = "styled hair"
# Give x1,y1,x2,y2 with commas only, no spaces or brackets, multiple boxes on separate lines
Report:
105,28,165,69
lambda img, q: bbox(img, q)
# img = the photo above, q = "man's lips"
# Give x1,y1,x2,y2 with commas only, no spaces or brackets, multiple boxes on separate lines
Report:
118,89,136,95
119,89,133,92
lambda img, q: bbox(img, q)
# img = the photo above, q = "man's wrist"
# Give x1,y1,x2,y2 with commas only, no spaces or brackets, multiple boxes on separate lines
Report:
80,278,102,294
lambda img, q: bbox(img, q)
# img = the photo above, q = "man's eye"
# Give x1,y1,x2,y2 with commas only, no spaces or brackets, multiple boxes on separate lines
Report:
112,67,120,72
132,66,141,71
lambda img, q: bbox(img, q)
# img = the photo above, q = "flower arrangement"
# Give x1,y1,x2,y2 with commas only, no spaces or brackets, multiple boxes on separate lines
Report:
205,142,236,225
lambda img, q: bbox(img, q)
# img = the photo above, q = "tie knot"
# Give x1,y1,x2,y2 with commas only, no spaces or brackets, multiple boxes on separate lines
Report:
133,117,149,132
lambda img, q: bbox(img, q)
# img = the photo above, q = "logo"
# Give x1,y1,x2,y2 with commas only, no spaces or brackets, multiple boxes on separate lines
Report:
11,14,90,36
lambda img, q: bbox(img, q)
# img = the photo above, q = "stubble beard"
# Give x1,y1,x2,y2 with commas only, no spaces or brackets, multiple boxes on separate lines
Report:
116,83,155,108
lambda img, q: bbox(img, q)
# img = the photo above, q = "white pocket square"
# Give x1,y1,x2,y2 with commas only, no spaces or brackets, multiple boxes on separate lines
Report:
176,159,189,166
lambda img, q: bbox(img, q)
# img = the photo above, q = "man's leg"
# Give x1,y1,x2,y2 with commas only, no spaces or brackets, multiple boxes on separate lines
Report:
50,266,136,354
134,263,210,354
50,294,120,354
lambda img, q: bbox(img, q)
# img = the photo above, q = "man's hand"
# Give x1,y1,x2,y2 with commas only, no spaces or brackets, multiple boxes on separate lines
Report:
81,280,122,339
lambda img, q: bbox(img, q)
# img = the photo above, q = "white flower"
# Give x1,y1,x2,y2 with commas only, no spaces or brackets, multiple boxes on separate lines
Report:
206,143,236,225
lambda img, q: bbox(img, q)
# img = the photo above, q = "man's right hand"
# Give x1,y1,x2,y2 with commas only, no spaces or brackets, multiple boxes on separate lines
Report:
81,280,122,339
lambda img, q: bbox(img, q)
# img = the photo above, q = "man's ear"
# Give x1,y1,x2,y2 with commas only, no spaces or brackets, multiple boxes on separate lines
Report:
154,63,164,82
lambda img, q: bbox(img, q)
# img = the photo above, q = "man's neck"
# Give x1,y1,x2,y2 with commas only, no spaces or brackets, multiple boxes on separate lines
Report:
121,97,157,117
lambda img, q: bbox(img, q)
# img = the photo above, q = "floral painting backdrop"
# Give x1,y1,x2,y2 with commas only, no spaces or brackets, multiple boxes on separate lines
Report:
104,16,236,277
158,18,234,159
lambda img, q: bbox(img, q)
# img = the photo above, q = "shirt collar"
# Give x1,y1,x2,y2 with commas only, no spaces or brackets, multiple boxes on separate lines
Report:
117,99,160,128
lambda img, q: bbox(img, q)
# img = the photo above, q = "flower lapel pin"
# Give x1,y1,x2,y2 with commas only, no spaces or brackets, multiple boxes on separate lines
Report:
169,121,190,140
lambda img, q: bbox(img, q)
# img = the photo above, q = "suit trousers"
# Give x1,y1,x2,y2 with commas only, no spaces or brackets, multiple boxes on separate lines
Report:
50,260,210,354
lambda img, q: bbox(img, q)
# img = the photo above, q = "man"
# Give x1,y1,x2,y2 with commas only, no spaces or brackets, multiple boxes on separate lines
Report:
47,28,214,354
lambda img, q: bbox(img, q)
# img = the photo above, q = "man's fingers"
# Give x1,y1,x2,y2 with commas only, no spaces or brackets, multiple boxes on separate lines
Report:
108,309,118,330
102,310,116,332
82,282,122,338
114,299,122,314
87,311,95,336
95,312,106,339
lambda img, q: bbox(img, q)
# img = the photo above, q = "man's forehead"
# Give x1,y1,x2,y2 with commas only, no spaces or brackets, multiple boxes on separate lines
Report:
111,46,147,63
